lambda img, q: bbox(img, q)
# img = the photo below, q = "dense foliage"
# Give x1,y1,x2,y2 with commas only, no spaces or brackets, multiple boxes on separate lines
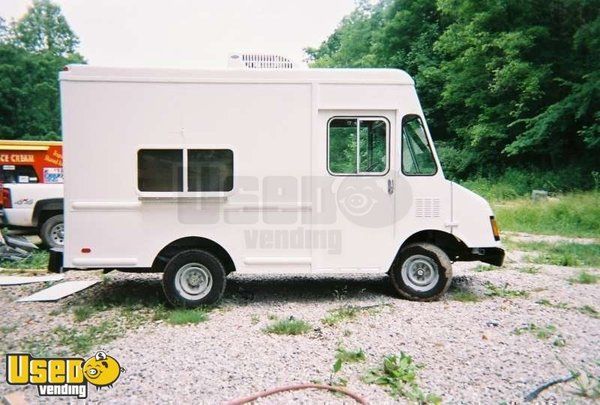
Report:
306,0,599,188
0,0,83,140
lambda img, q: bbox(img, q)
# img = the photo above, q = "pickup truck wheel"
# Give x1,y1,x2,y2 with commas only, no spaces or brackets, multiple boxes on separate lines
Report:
162,249,226,308
39,214,64,248
390,242,452,301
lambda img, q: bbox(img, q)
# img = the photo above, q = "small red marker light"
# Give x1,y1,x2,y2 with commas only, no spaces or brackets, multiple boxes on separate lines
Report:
81,248,91,253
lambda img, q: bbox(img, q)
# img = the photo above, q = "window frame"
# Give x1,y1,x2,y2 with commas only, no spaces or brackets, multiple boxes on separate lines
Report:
400,114,438,177
136,145,235,198
326,116,391,177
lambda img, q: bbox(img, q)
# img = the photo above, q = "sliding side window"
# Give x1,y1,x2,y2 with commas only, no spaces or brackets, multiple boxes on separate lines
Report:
401,115,437,176
188,149,234,192
138,149,183,191
328,117,388,175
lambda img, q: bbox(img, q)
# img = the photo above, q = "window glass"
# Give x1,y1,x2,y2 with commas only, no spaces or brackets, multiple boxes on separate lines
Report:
401,116,437,175
188,149,234,192
328,118,357,174
359,120,387,173
328,118,388,175
1,165,39,183
138,149,183,191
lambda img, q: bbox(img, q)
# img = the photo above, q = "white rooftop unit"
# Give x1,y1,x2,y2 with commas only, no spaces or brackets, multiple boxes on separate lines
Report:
228,53,296,69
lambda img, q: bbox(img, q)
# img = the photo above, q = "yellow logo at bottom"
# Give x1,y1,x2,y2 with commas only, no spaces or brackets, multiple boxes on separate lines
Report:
6,351,123,399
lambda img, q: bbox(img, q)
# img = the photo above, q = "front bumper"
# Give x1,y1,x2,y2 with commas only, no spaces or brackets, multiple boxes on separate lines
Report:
468,247,505,266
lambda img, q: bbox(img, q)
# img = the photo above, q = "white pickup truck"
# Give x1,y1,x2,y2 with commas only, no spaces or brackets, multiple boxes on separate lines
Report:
1,183,64,248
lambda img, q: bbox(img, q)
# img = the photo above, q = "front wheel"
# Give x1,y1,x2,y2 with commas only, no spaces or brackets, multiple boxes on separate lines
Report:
162,249,226,308
389,242,452,301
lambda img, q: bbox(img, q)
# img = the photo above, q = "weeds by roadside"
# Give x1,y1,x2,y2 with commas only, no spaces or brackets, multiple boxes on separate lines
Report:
333,347,366,373
363,352,440,404
449,290,480,302
0,251,49,270
510,241,600,267
321,304,388,326
492,192,600,238
519,266,541,274
164,308,209,325
263,317,312,335
569,270,599,285
513,323,566,346
536,299,600,319
484,282,528,298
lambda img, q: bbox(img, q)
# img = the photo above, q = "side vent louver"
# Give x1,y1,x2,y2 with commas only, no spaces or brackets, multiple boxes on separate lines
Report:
415,198,440,218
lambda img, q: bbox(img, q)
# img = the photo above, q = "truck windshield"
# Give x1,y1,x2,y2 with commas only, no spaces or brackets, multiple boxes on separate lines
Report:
401,115,437,176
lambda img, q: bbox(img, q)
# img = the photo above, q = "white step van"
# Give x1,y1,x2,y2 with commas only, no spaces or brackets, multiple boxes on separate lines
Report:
56,62,504,306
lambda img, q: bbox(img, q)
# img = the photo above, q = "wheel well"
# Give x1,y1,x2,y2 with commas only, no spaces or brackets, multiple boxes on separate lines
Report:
391,230,469,270
151,237,236,274
38,210,63,230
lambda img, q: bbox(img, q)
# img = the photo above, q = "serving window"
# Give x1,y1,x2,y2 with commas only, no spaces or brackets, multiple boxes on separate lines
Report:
137,148,233,193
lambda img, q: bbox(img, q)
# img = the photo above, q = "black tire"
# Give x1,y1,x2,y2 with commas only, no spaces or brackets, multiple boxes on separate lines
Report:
162,249,226,308
39,214,64,248
389,242,452,301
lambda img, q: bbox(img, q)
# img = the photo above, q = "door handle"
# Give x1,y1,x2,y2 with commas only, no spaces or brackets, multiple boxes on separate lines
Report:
388,178,394,195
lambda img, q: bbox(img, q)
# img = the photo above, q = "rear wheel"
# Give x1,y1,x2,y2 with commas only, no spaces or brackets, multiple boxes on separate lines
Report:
39,214,64,248
389,242,452,301
162,249,226,307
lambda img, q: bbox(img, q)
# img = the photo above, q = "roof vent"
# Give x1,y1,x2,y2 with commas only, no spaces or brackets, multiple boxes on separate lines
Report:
228,53,296,69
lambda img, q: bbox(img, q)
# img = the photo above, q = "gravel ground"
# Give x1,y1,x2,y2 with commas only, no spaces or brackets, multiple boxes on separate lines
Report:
1,233,599,404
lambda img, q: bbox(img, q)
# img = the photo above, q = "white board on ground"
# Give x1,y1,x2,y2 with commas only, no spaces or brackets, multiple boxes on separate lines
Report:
0,274,64,286
17,280,99,302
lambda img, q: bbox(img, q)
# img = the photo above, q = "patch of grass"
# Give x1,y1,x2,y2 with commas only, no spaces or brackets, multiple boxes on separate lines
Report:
484,282,528,298
332,347,366,374
519,265,541,274
514,323,565,345
536,300,600,319
572,369,600,399
569,270,599,284
0,324,17,336
363,353,440,404
449,290,481,302
54,320,122,355
473,264,495,272
164,308,209,325
577,305,600,319
536,299,569,309
321,304,387,326
264,317,312,335
513,241,600,267
0,251,49,270
322,306,361,326
73,305,96,322
492,191,600,238
250,314,260,325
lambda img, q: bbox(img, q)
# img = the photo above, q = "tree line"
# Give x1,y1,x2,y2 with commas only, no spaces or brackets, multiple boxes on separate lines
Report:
306,0,599,186
0,0,83,141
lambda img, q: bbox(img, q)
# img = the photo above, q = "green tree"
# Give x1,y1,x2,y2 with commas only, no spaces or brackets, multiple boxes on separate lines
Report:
306,0,600,184
10,0,80,57
0,0,84,140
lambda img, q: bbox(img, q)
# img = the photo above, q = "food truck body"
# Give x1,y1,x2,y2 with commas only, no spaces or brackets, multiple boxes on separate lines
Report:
58,64,504,306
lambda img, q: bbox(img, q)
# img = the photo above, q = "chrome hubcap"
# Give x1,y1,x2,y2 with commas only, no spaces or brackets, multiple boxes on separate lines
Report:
401,255,439,292
50,223,64,246
175,263,213,300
